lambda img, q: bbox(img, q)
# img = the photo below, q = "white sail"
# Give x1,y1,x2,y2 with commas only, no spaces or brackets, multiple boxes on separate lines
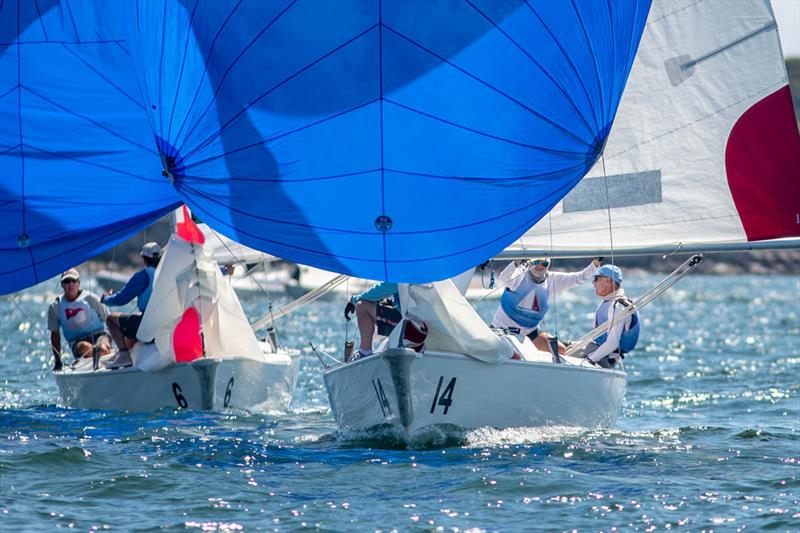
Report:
199,223,277,266
137,234,263,362
514,0,800,256
395,281,513,363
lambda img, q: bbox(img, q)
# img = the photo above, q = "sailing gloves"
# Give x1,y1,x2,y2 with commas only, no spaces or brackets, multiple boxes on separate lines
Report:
344,301,356,321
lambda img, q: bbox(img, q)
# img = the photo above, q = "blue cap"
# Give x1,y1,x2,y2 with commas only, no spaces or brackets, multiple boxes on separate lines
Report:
594,264,622,285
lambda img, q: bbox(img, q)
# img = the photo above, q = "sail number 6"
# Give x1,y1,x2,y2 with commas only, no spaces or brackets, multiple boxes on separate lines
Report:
430,376,457,415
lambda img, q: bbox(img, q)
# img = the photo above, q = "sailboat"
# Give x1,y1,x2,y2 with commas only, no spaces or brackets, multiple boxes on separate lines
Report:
54,208,300,411
323,0,800,440
1,2,795,421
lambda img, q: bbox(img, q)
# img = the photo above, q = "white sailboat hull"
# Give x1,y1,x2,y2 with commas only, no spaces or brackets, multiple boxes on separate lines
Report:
324,349,626,439
55,354,299,412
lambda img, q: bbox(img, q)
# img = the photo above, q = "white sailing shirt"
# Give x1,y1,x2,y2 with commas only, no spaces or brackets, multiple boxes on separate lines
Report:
491,261,598,335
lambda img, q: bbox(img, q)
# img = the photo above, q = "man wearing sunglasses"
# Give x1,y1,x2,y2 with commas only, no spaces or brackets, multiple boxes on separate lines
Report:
47,269,112,371
583,265,640,368
492,257,601,354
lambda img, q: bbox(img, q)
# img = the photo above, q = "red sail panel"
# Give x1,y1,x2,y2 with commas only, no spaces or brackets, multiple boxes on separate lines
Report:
726,86,800,241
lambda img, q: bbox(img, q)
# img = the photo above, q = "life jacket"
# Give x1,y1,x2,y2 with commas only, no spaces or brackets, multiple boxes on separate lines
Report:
57,292,105,342
594,296,640,354
137,266,156,312
500,278,549,329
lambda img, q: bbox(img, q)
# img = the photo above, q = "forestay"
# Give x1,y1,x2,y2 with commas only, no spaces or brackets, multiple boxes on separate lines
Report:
1,1,651,291
513,0,800,256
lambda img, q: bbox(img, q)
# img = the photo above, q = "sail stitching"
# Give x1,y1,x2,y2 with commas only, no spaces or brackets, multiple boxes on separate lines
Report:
570,0,606,129
179,23,380,162
464,0,596,139
383,24,592,148
175,0,297,153
171,0,243,149
165,0,199,144
181,97,380,169
523,0,601,133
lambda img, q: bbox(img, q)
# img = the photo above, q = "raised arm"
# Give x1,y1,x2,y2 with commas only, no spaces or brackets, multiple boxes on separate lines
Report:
550,260,600,293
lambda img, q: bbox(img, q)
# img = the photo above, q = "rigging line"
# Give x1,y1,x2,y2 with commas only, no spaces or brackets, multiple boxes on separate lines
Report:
547,211,559,338
170,0,244,148
250,274,348,331
178,21,379,159
384,25,592,148
203,223,333,359
463,0,595,139
600,152,617,339
565,255,702,357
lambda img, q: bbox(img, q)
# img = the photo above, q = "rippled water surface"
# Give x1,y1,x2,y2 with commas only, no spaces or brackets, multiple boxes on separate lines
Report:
1,274,798,531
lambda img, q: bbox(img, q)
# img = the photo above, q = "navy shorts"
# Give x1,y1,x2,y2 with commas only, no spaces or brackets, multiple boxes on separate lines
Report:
119,313,143,339
376,303,402,336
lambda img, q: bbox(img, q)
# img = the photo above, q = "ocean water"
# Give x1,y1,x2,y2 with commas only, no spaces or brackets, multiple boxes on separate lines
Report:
1,274,798,531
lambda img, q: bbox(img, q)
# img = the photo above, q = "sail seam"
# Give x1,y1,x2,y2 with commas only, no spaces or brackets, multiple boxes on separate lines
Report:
464,0,595,141
179,23,380,163
379,0,388,279
178,172,582,237
383,24,592,148
22,86,159,155
181,97,379,169
383,98,584,156
523,0,600,132
171,0,243,151
59,43,146,111
22,143,165,182
605,80,785,160
166,0,199,143
176,0,297,153
157,0,168,138
570,0,606,128
32,0,49,40
184,196,547,265
63,0,80,42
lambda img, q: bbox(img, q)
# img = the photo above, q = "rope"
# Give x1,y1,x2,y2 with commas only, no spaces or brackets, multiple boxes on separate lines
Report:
250,274,348,331
565,254,703,357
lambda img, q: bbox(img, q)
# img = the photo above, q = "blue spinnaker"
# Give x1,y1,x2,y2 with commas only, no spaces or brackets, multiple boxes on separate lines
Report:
1,0,650,293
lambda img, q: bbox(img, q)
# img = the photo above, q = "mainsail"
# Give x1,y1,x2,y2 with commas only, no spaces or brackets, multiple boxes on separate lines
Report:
1,1,651,292
511,0,800,257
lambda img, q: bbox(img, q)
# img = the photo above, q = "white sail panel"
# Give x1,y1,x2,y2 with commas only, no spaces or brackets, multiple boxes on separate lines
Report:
517,0,800,254
137,234,262,361
397,281,512,363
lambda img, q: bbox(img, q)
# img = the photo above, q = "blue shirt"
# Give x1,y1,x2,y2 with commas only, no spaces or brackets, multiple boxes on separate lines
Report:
104,269,149,309
351,282,400,310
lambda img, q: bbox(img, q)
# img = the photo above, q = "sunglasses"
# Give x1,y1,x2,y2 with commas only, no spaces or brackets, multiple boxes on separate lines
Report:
532,259,550,268
593,276,609,283
61,279,79,285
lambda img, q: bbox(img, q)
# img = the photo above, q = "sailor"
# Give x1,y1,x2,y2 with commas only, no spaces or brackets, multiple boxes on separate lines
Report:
47,269,112,371
584,265,640,368
101,242,162,368
492,257,601,353
343,282,401,361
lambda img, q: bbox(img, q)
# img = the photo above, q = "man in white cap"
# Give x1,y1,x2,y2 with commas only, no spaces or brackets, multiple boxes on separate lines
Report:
584,264,640,368
492,257,601,354
47,269,112,371
102,242,162,368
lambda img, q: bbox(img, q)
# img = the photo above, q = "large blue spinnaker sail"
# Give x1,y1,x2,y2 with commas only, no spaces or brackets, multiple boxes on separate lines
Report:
1,0,650,293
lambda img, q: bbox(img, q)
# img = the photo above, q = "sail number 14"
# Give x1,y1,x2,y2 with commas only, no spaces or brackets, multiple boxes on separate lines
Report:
430,376,457,415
